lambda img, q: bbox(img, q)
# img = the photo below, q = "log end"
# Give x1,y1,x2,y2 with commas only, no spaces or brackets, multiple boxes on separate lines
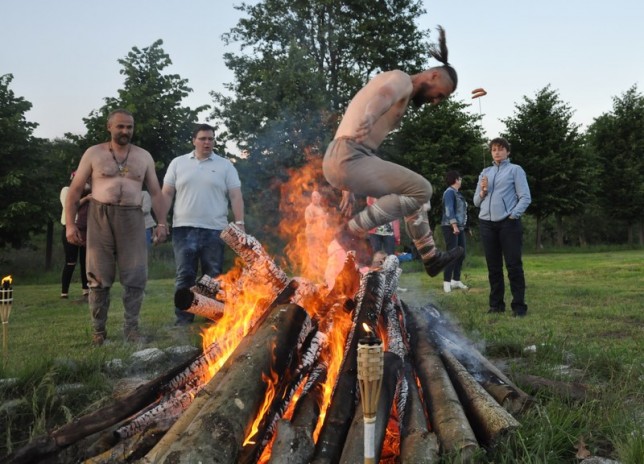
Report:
174,288,195,311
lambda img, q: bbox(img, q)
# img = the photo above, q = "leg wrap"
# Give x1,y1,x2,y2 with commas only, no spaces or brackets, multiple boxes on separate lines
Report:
404,202,436,261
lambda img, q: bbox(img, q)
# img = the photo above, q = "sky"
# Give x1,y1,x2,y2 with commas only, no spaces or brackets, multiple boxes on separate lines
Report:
2,0,643,143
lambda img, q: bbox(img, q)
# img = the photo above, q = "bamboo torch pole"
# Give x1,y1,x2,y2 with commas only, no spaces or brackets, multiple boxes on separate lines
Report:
1,275,13,368
356,323,383,464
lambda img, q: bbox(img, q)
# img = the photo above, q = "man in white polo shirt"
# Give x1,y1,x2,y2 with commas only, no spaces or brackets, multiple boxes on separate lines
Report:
162,123,245,325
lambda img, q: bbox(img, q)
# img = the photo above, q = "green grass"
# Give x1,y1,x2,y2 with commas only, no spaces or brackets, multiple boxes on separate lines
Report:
399,249,643,463
0,241,642,462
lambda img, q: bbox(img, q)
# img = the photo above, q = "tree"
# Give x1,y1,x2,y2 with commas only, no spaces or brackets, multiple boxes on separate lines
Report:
71,40,209,179
385,98,487,229
211,0,432,243
587,85,644,245
502,86,589,248
0,74,53,248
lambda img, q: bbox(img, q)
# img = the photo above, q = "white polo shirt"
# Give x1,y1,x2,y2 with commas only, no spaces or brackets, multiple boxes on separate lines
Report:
164,152,241,230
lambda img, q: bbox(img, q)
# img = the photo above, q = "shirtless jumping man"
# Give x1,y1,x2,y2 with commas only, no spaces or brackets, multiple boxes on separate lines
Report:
323,26,464,278
66,109,169,345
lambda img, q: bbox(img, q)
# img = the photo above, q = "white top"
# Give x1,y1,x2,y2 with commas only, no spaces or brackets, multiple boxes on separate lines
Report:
141,191,156,229
163,152,242,230
60,186,68,225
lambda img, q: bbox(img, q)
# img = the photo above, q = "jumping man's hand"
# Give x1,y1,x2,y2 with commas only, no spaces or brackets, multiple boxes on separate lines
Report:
340,190,355,217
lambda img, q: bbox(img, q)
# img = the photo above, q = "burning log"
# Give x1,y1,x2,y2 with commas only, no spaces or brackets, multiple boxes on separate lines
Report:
143,303,312,464
83,425,167,464
239,321,321,463
221,223,290,291
441,350,520,446
339,351,403,464
399,362,440,464
174,287,225,321
405,304,479,459
311,270,387,464
268,363,328,464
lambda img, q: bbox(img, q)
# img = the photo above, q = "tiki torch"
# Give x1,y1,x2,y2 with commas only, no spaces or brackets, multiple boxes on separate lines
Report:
357,322,383,464
1,275,13,367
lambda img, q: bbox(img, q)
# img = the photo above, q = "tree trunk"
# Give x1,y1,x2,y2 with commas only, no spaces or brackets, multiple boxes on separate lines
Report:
535,215,543,250
45,219,54,271
555,214,564,247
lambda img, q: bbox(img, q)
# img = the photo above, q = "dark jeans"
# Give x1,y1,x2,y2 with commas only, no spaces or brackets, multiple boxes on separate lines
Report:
369,234,396,255
441,225,466,282
172,227,224,323
61,228,88,294
479,218,527,313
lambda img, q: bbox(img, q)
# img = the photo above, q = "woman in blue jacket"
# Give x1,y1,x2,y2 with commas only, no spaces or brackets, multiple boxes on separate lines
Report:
474,137,531,317
441,171,468,293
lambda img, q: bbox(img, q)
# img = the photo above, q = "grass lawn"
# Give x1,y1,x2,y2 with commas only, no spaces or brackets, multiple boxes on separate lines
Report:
0,244,642,463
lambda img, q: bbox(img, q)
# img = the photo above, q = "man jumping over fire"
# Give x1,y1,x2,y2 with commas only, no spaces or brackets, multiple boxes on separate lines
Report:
323,26,463,278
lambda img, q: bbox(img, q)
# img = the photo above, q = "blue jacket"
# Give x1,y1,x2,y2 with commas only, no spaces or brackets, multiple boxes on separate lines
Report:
441,187,468,228
473,159,531,221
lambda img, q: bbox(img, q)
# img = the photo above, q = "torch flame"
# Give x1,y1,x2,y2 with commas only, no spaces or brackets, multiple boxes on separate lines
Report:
1,276,12,286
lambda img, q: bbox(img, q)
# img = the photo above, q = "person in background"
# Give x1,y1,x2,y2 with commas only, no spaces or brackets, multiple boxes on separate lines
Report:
304,190,329,281
366,196,400,256
60,172,90,300
162,123,245,326
322,26,463,279
141,191,156,248
440,170,468,293
473,137,531,317
66,109,169,346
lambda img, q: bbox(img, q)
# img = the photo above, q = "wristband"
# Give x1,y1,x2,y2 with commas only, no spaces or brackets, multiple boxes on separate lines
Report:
157,224,167,228
235,220,245,225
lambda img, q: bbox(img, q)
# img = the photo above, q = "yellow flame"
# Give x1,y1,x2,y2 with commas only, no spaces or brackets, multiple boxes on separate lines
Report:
1,275,12,285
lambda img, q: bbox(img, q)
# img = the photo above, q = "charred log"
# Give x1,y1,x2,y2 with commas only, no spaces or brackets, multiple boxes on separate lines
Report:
268,364,327,464
513,373,591,402
311,270,386,464
441,350,520,446
5,352,202,464
339,351,403,464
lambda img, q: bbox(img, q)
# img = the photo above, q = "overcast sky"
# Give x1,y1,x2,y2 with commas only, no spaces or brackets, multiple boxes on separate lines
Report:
2,0,642,142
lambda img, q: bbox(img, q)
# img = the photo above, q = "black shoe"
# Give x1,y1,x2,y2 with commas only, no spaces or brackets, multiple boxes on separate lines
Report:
512,310,527,317
423,247,464,277
487,307,506,314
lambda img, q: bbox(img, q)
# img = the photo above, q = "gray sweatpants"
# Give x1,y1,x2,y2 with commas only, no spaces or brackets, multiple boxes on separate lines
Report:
323,137,437,258
86,199,147,336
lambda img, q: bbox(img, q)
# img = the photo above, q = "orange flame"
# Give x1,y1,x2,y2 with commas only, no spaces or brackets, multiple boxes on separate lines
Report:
1,275,12,286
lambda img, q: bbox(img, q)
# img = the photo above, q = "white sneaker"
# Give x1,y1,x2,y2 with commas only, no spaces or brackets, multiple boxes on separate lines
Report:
451,280,468,290
443,281,452,293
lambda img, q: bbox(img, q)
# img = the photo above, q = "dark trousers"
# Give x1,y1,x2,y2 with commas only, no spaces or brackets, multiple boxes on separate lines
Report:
61,228,88,294
172,227,224,323
479,218,527,313
369,233,396,255
441,225,466,282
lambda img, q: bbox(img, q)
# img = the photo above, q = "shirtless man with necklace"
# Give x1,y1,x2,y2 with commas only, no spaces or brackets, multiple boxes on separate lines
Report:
66,109,169,345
